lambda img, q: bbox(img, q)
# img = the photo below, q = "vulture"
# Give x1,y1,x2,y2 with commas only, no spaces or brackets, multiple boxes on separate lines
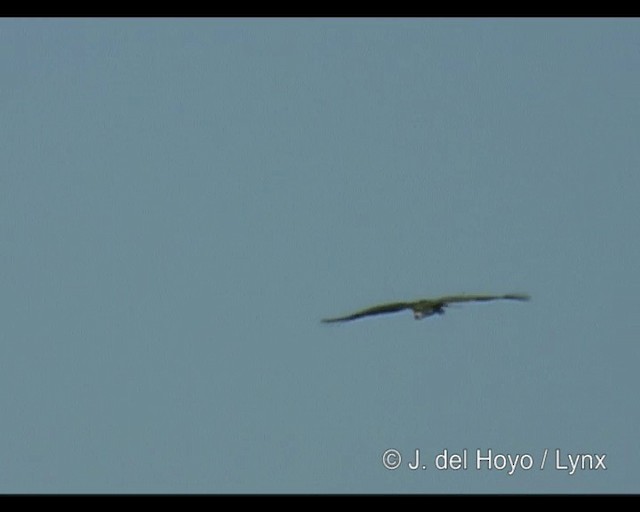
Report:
322,293,530,323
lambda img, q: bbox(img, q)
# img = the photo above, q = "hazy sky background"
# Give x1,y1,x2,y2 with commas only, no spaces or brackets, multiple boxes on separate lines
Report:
1,18,638,493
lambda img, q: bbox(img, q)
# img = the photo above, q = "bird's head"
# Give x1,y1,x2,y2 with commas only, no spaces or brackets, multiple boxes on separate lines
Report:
412,302,446,320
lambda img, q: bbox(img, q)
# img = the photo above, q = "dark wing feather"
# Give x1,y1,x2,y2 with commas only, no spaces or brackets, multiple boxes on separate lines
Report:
435,293,531,305
321,302,412,323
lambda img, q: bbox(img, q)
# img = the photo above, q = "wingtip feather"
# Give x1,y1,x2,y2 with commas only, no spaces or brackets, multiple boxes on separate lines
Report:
505,293,531,301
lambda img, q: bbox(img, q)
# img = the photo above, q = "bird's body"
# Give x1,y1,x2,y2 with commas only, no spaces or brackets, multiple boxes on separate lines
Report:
321,293,530,323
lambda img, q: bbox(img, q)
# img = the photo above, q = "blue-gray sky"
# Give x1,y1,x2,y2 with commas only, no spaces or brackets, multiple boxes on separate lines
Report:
1,18,638,493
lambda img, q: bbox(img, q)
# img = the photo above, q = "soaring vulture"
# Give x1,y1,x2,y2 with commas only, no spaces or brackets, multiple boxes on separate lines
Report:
322,293,530,323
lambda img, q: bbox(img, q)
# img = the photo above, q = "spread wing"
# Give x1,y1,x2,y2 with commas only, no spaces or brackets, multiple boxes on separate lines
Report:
435,293,531,306
321,301,413,323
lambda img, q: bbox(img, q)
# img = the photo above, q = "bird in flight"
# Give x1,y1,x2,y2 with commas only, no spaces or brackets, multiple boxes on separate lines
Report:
321,293,530,323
